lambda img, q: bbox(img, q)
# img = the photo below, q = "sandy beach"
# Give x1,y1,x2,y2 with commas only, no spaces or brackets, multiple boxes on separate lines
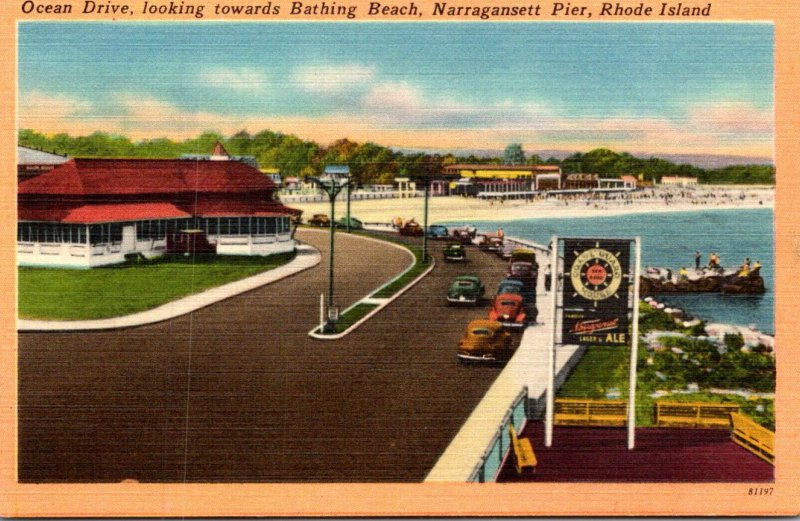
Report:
287,185,775,225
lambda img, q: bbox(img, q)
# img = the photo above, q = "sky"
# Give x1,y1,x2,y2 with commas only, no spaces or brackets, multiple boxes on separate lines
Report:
18,22,774,158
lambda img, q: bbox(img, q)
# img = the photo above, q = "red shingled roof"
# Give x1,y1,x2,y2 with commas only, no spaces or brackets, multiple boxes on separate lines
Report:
18,158,277,196
191,200,302,217
61,203,191,223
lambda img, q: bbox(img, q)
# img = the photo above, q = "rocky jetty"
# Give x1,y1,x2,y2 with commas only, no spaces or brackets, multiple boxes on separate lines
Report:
640,266,765,295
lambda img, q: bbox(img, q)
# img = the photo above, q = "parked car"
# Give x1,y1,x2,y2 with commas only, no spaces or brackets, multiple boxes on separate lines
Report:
308,213,331,227
510,248,538,267
335,216,364,230
498,278,536,307
474,233,503,252
508,260,537,289
447,275,485,305
427,224,449,240
450,225,476,244
497,241,515,260
444,243,467,262
457,320,515,362
399,221,424,236
488,293,528,328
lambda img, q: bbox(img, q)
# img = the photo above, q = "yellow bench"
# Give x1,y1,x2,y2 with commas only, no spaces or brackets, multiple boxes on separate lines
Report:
730,412,774,465
508,423,537,475
655,402,739,428
554,398,627,427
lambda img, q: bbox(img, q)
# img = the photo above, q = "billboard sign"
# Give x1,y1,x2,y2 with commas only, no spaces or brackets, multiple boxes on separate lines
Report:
562,239,633,346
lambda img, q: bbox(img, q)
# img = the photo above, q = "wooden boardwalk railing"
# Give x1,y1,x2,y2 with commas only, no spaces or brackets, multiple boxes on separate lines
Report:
655,401,739,428
554,398,627,427
730,412,774,465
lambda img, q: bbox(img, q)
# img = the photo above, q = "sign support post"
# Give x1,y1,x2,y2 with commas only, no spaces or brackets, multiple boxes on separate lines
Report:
545,235,558,448
627,237,642,449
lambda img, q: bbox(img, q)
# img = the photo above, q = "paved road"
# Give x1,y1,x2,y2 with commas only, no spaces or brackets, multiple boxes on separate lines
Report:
18,230,514,482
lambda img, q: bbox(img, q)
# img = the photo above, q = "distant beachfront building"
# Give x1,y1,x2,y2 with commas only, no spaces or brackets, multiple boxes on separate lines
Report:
429,179,450,196
18,145,69,181
261,168,282,188
535,172,561,191
660,175,699,187
563,173,599,190
443,164,562,198
598,178,627,191
18,156,301,268
620,175,638,190
394,177,418,198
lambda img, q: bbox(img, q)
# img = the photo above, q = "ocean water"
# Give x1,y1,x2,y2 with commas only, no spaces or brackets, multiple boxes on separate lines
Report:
448,208,774,334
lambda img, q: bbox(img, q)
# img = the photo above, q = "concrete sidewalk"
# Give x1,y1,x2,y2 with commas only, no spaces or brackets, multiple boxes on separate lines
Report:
18,243,321,332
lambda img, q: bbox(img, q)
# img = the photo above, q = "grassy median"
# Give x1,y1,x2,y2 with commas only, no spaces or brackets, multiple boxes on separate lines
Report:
19,251,295,321
313,230,431,336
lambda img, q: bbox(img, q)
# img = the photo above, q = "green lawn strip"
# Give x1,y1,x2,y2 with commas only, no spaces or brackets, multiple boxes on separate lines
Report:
332,303,379,333
557,302,775,429
19,251,295,321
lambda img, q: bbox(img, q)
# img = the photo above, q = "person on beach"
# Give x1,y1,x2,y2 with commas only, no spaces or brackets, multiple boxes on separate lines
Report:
708,252,719,269
679,267,688,281
695,251,701,270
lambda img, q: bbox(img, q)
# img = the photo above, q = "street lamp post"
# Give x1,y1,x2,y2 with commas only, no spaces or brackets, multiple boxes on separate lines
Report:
309,175,348,330
414,155,440,265
346,180,352,233
422,180,429,264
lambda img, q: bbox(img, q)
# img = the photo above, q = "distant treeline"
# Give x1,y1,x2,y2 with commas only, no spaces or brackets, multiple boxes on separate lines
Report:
18,129,775,185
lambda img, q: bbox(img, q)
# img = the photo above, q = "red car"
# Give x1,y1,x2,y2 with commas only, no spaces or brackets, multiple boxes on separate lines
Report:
399,221,424,236
488,293,527,329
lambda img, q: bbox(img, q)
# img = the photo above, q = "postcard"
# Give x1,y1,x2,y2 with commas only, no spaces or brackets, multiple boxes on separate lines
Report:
1,0,798,516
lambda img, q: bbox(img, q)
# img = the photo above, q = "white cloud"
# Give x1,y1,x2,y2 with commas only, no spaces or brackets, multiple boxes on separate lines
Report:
199,67,269,92
362,81,424,112
18,90,93,128
293,64,375,94
688,101,774,135
15,89,774,158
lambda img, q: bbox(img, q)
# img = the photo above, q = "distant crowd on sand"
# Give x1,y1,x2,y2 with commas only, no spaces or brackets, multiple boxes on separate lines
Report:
477,185,773,210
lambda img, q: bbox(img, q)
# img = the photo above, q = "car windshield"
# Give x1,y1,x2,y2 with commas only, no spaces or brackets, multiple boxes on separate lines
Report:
456,281,474,287
500,300,517,306
511,265,530,274
472,329,492,336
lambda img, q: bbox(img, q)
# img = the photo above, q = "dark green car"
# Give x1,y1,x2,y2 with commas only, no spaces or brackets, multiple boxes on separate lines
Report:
443,243,467,262
334,216,364,230
447,275,485,305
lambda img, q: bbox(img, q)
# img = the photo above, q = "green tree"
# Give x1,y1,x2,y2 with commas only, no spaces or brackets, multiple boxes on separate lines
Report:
503,143,525,165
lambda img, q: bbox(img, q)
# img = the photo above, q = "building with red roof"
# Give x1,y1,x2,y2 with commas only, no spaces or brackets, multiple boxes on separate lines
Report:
18,156,301,268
